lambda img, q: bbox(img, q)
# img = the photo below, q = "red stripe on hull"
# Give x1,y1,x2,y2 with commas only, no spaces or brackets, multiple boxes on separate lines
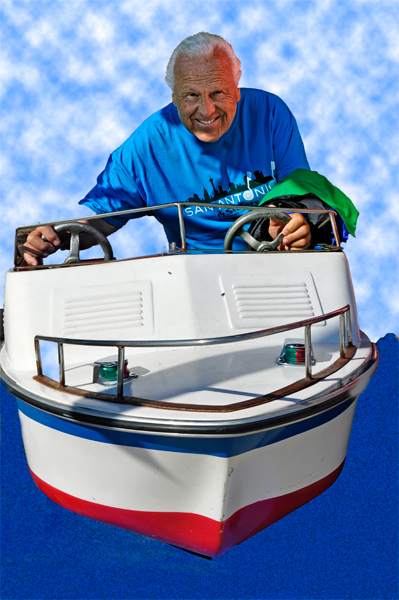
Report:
29,462,344,557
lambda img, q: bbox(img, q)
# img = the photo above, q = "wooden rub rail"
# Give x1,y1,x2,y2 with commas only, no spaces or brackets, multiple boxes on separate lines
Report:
33,306,354,412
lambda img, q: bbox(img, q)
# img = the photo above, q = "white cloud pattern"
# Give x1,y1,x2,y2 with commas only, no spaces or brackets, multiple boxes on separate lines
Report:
0,0,398,341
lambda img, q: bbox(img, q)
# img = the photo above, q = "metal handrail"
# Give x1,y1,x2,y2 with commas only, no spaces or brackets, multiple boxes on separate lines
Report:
34,305,352,400
15,202,340,266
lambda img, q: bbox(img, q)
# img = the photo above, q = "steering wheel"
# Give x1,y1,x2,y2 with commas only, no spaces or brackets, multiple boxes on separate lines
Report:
53,222,114,264
224,209,291,252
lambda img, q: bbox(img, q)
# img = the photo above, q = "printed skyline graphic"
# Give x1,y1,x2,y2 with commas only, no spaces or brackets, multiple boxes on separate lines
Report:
187,170,274,204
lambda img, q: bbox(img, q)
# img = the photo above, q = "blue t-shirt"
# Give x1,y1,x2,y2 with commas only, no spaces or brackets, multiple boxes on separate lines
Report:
80,88,310,250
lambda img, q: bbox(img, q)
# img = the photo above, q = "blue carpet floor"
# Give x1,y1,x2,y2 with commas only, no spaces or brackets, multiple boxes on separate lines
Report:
1,334,398,600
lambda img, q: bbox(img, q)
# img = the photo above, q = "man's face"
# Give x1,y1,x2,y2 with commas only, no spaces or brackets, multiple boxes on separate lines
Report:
172,51,241,142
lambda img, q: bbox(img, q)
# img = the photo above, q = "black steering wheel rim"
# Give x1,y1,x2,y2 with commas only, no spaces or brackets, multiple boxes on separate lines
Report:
54,222,114,264
223,209,291,252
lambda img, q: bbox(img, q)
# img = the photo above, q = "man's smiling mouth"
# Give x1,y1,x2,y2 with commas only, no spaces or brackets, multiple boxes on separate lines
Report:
197,117,219,124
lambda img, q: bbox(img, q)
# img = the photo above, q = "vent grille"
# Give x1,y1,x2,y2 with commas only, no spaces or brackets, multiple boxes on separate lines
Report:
61,291,143,335
233,284,314,320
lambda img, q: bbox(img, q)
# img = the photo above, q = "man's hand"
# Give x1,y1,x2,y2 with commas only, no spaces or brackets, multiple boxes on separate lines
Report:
23,225,62,266
268,209,311,251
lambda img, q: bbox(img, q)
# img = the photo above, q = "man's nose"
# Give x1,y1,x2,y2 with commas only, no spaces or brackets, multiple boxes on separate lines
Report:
198,95,215,116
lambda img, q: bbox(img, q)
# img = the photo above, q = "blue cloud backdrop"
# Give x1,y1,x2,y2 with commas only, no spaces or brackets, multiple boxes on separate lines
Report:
1,0,398,340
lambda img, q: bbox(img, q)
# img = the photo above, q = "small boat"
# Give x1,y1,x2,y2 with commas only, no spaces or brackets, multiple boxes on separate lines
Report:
0,203,378,557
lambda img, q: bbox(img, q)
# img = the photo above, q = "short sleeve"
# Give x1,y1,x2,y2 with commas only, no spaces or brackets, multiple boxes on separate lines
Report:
79,154,148,228
269,95,310,182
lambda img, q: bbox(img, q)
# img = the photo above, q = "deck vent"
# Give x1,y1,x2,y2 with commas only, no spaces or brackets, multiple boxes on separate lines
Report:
233,284,314,320
52,280,153,339
220,274,324,330
61,291,144,336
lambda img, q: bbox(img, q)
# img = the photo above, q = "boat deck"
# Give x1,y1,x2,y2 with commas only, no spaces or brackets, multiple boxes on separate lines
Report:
1,333,374,427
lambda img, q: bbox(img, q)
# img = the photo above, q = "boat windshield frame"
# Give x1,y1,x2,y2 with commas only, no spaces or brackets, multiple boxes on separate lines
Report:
13,202,341,268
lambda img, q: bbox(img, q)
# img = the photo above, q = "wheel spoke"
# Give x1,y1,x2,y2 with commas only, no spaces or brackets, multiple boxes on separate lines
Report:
238,229,261,250
66,232,81,264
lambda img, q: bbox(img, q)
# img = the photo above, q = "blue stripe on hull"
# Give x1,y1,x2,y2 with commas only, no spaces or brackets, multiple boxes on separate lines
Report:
17,396,356,457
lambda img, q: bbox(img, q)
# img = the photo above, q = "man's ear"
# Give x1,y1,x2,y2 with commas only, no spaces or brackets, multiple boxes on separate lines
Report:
165,76,176,105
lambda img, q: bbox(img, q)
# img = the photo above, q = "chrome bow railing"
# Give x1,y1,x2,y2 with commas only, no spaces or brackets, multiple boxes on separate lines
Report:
34,305,352,401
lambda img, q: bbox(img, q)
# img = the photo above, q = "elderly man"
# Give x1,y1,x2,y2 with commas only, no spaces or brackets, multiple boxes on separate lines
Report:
23,32,311,266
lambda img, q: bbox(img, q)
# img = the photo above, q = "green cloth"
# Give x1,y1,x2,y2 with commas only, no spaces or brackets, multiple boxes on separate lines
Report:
259,168,359,237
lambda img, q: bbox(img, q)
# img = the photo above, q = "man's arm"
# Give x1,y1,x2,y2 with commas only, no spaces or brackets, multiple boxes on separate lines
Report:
264,96,311,248
22,218,118,266
269,94,310,182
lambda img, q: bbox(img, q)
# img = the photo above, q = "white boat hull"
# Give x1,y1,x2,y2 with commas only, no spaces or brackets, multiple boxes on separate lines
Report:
15,378,369,556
